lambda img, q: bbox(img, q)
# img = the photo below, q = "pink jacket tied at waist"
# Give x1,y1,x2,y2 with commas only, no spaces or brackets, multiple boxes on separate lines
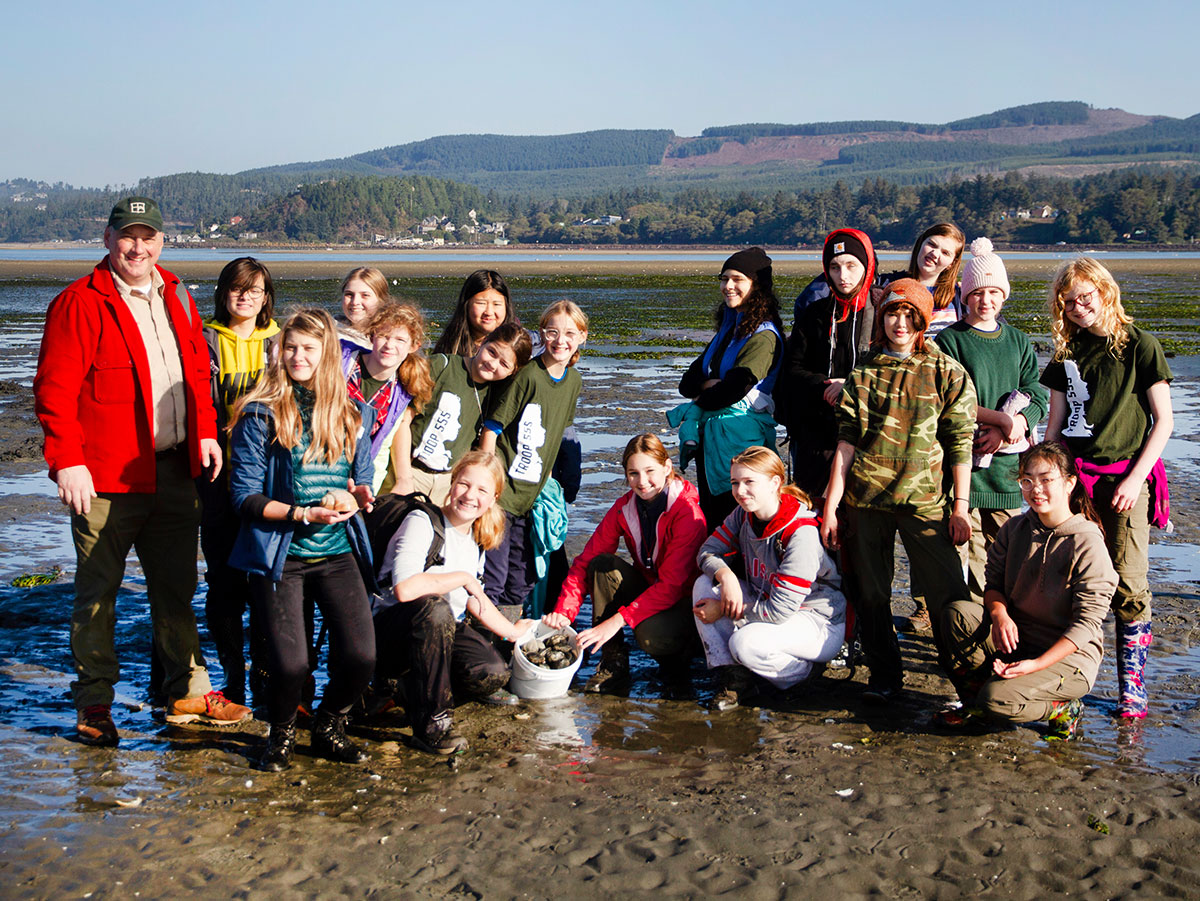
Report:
1075,457,1171,530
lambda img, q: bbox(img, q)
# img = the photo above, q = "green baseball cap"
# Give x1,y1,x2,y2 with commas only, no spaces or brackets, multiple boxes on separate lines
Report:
107,196,164,233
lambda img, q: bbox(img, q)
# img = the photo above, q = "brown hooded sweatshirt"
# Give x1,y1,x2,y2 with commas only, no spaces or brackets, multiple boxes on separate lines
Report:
984,510,1116,685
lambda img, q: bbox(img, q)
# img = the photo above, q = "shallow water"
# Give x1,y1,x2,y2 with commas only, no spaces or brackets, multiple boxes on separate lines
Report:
0,268,1198,780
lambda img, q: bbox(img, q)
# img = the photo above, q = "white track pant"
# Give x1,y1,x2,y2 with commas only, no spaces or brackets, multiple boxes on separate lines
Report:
692,574,843,688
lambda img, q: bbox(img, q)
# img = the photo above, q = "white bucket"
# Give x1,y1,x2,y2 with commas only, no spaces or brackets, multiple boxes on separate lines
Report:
510,623,583,699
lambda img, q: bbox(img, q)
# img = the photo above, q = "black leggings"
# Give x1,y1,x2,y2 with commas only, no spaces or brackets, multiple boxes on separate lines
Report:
374,595,510,736
250,553,375,726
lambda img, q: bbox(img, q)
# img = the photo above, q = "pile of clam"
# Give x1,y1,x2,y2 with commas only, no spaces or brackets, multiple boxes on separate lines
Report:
520,632,578,670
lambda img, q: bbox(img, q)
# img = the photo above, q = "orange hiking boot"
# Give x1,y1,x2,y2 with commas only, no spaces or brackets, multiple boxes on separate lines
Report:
166,690,252,726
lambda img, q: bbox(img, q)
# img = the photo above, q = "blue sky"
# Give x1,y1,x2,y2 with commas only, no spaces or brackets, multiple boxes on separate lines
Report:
3,0,1197,187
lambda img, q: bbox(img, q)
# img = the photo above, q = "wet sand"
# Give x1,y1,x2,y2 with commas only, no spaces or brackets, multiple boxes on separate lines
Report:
2,265,1199,897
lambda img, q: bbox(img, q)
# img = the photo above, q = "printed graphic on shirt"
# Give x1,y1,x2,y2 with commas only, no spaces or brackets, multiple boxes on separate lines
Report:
1062,360,1094,438
508,404,547,483
415,392,463,470
218,367,264,413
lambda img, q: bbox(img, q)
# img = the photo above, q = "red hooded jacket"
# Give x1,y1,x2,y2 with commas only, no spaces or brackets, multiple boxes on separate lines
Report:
554,477,708,628
34,258,218,493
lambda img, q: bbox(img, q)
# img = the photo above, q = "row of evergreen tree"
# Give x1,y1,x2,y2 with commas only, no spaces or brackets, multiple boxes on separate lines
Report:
3,168,1199,247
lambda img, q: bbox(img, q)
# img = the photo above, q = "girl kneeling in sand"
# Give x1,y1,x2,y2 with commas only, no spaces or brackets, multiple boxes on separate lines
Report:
543,434,708,696
373,451,534,755
229,309,377,772
940,442,1116,739
693,446,846,711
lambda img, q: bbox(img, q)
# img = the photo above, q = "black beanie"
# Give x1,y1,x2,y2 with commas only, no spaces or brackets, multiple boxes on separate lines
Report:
823,231,871,276
721,247,772,285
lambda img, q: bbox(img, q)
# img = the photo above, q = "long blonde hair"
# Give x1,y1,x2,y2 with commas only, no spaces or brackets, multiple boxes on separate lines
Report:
363,302,435,412
1048,257,1133,362
448,450,507,551
730,446,811,506
233,308,362,465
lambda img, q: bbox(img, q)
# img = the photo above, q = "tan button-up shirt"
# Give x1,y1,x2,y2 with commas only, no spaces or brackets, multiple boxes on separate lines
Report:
110,267,189,451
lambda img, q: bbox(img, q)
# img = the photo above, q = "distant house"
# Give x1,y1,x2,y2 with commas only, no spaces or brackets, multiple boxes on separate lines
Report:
230,215,244,226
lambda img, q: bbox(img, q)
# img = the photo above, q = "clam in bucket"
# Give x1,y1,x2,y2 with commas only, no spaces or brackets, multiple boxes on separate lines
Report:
510,623,583,699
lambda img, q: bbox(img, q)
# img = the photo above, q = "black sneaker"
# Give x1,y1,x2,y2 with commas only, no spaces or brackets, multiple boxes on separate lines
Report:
862,681,902,706
413,717,468,755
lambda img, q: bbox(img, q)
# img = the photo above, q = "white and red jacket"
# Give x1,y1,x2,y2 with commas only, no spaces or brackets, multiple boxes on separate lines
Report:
554,477,707,629
34,258,218,493
698,494,846,626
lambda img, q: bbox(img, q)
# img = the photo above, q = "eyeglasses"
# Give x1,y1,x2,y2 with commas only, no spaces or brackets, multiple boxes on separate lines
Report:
230,287,266,300
1018,474,1063,491
1061,289,1098,311
542,328,582,341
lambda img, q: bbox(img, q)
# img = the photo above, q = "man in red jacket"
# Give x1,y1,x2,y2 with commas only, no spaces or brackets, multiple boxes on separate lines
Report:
34,197,250,746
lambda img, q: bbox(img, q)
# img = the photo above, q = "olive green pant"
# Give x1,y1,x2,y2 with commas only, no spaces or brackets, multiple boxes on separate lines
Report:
843,506,969,686
943,600,1091,723
1092,480,1152,624
957,507,1015,605
588,554,695,658
69,448,211,709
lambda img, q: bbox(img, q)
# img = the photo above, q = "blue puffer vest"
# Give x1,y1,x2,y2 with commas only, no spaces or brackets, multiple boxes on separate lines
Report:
228,398,375,585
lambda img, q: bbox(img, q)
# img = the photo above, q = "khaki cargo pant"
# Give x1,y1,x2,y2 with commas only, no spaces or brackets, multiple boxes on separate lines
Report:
943,599,1092,723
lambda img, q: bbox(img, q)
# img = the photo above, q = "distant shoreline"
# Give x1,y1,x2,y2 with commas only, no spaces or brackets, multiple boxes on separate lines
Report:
3,249,1200,281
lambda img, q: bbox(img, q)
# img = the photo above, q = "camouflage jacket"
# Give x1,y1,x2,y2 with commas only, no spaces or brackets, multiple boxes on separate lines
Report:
836,347,976,516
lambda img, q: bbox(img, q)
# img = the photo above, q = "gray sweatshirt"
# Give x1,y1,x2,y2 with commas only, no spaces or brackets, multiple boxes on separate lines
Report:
698,494,846,626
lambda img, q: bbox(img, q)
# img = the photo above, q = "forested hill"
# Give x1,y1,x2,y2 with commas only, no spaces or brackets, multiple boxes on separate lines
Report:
4,102,1200,242
233,102,1199,198
254,130,676,178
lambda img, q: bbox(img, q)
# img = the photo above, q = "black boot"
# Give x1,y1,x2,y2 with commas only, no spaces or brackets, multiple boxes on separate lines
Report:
311,710,368,764
653,653,695,700
259,721,296,772
584,636,631,695
709,665,756,711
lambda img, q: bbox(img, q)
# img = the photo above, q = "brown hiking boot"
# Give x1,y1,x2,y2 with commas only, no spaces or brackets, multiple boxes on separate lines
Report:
166,691,252,726
77,704,119,746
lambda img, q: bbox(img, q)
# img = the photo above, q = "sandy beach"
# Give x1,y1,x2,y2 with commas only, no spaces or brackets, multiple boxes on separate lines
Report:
1,256,1198,898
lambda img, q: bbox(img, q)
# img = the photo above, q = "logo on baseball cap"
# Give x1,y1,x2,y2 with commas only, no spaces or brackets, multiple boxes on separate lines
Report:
107,196,164,233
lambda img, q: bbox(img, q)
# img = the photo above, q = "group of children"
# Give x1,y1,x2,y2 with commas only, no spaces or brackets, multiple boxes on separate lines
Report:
189,228,1172,769
661,235,1171,742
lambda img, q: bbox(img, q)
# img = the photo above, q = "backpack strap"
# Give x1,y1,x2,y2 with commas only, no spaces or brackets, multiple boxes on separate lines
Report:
410,493,446,570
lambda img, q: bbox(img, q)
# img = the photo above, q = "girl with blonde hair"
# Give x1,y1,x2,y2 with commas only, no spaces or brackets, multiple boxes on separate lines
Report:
373,450,534,754
228,308,377,771
338,266,390,346
694,446,847,711
1040,257,1173,718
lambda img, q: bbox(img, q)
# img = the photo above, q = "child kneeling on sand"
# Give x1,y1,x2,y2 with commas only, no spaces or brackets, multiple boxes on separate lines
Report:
373,451,534,755
693,446,846,711
940,443,1116,739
